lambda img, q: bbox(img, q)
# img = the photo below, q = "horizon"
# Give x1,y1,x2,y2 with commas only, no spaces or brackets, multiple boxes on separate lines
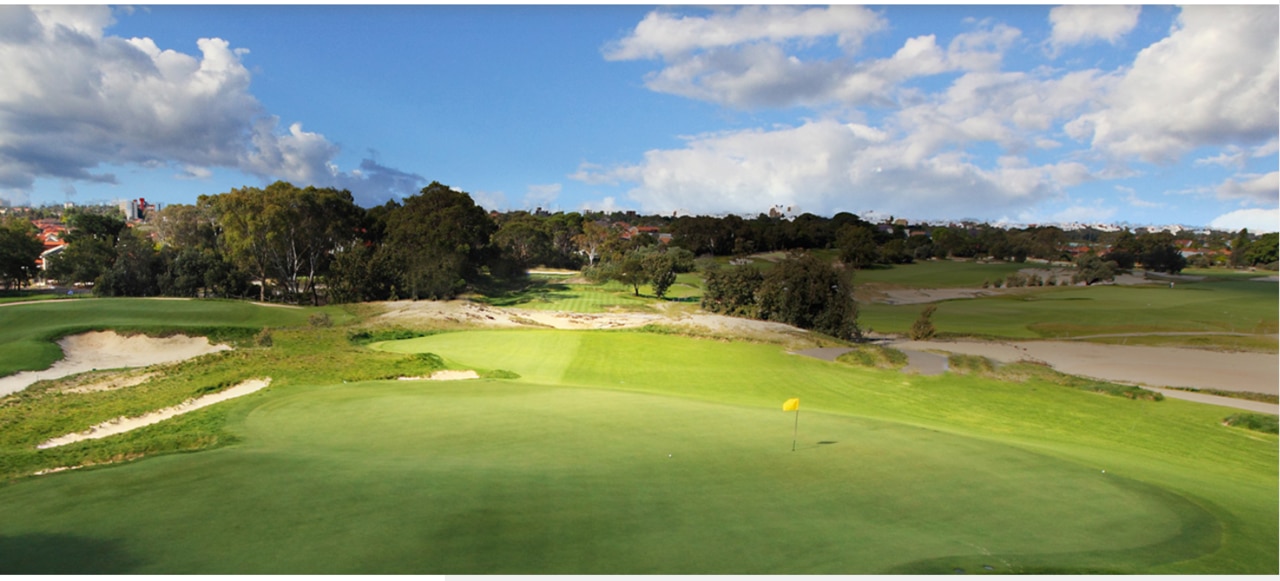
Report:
1,5,1276,233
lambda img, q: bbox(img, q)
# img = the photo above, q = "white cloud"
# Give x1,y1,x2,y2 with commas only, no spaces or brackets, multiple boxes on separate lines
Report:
1209,208,1279,233
1065,6,1279,164
603,5,885,61
1215,172,1280,206
1116,185,1164,209
0,5,423,206
468,190,507,212
1195,148,1247,170
608,6,1031,110
576,119,1078,220
1048,5,1141,54
1046,202,1118,224
580,196,622,213
523,183,561,210
177,165,213,180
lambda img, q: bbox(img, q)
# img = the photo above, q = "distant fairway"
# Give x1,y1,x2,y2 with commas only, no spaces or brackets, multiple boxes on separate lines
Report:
0,309,1274,573
860,278,1278,340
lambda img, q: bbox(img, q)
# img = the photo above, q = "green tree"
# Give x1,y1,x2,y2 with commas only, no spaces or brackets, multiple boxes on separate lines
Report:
701,264,764,317
642,250,677,299
1072,253,1118,285
1135,232,1187,274
96,228,162,296
45,212,126,286
605,250,650,296
1244,232,1278,266
1103,230,1139,270
493,213,553,270
0,217,44,289
573,221,612,267
383,182,496,300
837,225,880,269
210,182,364,304
1230,228,1252,267
757,252,860,340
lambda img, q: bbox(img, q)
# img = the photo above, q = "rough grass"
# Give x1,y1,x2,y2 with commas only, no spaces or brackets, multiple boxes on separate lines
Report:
0,298,338,376
835,344,909,369
1222,413,1279,434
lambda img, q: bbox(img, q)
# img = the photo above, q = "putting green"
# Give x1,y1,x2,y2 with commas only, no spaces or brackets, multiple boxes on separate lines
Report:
0,326,1271,573
0,380,1207,574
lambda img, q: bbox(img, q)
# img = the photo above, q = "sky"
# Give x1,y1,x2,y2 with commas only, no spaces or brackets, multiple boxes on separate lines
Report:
0,4,1277,232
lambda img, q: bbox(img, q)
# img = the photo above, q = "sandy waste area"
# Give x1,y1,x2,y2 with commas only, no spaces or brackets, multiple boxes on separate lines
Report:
371,299,811,344
0,331,232,397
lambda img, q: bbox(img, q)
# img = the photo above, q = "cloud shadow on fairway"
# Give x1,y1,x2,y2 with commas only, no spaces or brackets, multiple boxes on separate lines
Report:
0,533,143,574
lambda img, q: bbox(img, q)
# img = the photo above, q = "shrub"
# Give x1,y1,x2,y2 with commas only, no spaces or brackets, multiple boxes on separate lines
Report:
836,345,909,369
1223,413,1279,434
909,305,937,340
254,328,273,347
948,354,995,375
309,313,332,328
347,328,438,346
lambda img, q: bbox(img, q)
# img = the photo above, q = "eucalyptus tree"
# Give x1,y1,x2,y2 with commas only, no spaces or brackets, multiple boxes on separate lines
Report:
381,181,496,300
210,181,363,304
0,217,43,290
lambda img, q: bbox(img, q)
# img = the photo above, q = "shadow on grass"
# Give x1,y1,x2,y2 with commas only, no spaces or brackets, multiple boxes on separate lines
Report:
0,533,143,573
476,281,576,308
881,474,1222,574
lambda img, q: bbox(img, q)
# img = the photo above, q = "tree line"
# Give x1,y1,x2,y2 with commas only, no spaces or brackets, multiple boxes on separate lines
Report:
3,180,1275,308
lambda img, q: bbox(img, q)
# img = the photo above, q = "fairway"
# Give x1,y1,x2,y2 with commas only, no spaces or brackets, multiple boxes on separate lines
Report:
0,309,1274,573
860,278,1279,339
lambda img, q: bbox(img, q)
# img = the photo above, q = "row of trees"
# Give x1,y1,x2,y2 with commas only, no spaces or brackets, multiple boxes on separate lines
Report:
14,178,1277,306
39,182,499,303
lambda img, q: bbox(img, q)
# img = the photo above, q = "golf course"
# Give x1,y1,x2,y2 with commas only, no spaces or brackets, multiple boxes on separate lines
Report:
0,264,1275,574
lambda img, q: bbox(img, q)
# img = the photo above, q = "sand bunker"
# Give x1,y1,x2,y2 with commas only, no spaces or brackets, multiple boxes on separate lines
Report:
0,331,232,397
36,378,271,449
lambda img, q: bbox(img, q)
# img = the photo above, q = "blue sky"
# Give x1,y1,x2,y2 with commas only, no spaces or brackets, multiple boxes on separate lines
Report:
1,4,1276,232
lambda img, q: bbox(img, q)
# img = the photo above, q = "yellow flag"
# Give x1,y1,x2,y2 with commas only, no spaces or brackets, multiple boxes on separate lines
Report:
782,398,800,411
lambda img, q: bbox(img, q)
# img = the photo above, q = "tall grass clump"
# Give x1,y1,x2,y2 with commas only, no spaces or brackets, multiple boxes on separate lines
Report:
836,344,909,369
1223,413,1279,434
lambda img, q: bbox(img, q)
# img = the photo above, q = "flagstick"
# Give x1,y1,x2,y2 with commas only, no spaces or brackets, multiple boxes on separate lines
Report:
791,408,799,452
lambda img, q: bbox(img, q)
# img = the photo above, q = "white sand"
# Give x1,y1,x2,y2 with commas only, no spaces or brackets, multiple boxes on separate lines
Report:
36,378,271,449
0,331,232,397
